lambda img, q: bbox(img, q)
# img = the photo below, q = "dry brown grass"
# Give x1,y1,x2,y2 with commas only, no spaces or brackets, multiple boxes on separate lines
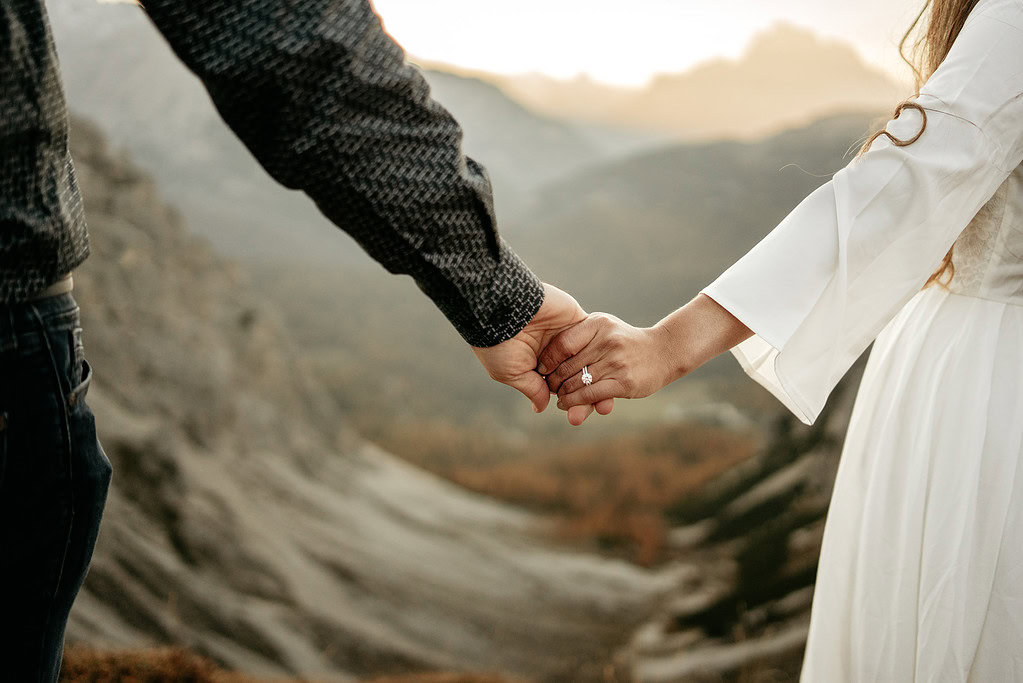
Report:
60,646,526,683
380,421,759,567
360,675,529,683
59,644,290,682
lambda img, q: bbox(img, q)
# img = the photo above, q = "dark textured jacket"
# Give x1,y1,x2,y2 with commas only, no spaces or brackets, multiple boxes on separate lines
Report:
0,0,544,347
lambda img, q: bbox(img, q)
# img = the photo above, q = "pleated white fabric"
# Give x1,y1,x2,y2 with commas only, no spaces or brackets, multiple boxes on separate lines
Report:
697,0,1023,679
802,286,1023,680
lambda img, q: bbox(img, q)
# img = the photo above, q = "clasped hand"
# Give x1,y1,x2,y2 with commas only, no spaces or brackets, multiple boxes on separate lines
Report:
537,311,679,425
472,282,696,426
473,282,752,425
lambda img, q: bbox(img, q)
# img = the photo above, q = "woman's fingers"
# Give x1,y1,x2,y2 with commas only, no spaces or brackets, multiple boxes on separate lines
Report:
557,360,608,397
547,349,606,394
544,349,594,394
538,313,632,422
541,318,615,392
536,316,600,376
557,379,620,410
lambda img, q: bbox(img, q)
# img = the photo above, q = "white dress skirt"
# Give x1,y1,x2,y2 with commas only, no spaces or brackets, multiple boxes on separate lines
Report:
698,1,1023,679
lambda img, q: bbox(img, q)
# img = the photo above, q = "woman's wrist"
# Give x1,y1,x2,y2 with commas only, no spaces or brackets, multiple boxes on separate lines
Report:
643,322,686,391
651,293,754,385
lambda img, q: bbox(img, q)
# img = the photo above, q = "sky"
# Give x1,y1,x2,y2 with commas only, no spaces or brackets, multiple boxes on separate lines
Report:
372,0,926,87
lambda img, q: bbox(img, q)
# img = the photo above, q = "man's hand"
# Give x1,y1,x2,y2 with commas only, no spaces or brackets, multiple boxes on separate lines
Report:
472,283,615,418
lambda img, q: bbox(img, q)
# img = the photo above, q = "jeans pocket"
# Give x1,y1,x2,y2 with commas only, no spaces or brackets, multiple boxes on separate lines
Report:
67,326,85,399
67,358,92,412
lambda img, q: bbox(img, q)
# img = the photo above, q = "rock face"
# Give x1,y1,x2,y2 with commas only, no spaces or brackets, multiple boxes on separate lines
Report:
64,118,671,681
619,358,868,682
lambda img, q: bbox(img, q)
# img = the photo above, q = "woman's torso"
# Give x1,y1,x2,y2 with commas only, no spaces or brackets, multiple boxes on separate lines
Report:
945,163,1023,304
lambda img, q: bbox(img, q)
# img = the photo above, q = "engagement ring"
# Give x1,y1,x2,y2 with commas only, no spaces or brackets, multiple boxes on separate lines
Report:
581,366,593,386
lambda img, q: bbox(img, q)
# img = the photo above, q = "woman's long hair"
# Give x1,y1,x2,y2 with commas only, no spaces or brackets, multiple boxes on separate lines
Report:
859,0,980,289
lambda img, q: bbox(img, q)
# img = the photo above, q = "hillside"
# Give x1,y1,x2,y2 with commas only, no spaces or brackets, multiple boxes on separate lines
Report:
63,116,671,681
420,70,608,197
511,112,881,324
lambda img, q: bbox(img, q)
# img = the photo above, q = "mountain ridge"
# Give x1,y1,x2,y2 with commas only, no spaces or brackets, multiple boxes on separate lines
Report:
442,22,905,141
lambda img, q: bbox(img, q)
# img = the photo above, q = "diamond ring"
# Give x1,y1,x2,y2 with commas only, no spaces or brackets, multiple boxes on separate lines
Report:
581,366,593,386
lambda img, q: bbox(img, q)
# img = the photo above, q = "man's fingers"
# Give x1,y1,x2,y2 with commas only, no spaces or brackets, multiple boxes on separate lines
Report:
556,379,619,410
510,371,552,413
536,317,599,376
568,398,615,426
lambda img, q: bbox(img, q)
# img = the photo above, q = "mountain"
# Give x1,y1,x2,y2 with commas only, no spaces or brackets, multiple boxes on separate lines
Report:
493,24,906,140
420,69,612,197
508,112,882,326
63,116,670,680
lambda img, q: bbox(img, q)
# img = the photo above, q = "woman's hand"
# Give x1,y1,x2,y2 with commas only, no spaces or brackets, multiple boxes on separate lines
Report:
537,313,677,424
536,294,754,425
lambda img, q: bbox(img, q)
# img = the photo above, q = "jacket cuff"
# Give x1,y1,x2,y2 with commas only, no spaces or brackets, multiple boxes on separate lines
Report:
450,240,545,348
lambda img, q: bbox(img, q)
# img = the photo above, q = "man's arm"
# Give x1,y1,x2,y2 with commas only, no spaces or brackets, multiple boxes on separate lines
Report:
140,0,543,347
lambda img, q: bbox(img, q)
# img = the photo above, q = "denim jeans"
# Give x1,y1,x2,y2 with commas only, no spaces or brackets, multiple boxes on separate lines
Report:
0,293,112,682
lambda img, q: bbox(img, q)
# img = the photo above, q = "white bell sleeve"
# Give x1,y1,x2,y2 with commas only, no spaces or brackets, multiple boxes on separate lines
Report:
700,0,1023,425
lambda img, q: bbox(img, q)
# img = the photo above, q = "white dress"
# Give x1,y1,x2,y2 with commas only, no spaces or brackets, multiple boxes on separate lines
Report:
698,1,1023,679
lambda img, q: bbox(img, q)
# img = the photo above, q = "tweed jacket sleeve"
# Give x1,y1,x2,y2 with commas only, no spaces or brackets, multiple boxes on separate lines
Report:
140,0,545,347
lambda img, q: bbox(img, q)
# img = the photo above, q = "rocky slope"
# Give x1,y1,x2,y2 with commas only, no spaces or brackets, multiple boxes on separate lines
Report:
64,117,672,681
